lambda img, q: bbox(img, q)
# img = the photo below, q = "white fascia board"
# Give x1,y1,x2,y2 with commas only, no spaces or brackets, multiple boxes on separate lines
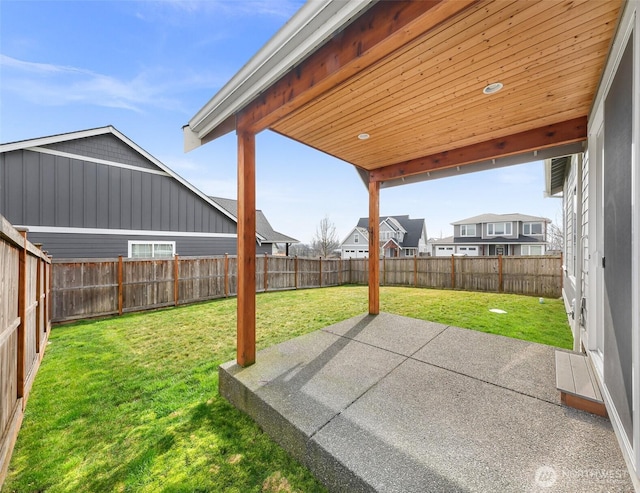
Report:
0,126,113,153
17,226,238,238
185,0,374,148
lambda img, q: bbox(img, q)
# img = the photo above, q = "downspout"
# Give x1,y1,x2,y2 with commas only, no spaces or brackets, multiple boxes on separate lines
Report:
574,154,584,352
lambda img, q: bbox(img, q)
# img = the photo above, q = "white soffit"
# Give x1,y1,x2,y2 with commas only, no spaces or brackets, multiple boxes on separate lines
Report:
184,0,374,151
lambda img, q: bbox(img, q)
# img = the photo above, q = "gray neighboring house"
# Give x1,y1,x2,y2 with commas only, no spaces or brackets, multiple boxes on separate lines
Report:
431,213,550,257
340,215,428,259
209,196,298,255
0,126,284,258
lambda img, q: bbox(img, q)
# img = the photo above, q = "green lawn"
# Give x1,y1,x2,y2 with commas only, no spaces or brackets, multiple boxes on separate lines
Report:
3,286,571,492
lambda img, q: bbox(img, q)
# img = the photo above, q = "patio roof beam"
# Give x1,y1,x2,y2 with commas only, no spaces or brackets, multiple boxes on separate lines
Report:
237,130,256,367
368,178,380,315
369,117,587,183
237,0,477,135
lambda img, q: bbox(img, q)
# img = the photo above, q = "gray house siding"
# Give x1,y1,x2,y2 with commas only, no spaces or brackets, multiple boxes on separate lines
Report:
0,148,236,234
45,133,157,170
25,232,268,258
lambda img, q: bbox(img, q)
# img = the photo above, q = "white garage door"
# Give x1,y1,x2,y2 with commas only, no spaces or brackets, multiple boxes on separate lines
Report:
456,246,479,256
435,246,454,257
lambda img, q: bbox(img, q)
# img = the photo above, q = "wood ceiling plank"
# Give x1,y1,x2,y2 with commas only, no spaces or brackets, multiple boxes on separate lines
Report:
275,0,616,144
332,48,607,162
368,117,587,181
237,0,477,134
346,82,597,168
275,0,560,136
296,32,609,157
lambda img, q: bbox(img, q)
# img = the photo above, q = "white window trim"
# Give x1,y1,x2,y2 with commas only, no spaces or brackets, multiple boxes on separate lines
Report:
521,244,545,256
523,222,543,235
460,224,477,236
128,240,176,259
487,222,512,236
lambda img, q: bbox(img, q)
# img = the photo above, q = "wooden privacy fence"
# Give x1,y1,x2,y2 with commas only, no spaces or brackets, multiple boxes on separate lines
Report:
0,217,51,486
52,254,561,323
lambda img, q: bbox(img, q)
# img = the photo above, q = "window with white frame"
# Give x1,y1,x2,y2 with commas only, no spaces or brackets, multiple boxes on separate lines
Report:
521,245,544,256
523,222,543,235
128,241,176,259
354,234,359,243
487,222,512,236
459,224,476,236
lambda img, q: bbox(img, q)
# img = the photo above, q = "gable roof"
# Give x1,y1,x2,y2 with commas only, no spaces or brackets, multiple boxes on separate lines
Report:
355,215,426,249
0,126,239,225
451,213,549,225
209,196,298,244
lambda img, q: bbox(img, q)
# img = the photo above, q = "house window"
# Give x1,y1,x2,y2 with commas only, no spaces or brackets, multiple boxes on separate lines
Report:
460,224,476,236
522,245,544,256
523,222,543,235
354,235,359,243
128,241,175,259
487,222,512,236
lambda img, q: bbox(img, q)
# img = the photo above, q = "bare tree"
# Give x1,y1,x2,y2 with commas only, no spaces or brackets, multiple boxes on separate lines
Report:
289,243,314,257
312,215,340,257
547,221,564,252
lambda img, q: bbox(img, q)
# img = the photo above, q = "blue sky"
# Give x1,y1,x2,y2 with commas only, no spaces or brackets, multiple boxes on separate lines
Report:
0,0,562,244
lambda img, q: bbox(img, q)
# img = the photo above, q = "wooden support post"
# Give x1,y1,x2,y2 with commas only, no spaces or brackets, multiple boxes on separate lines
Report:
451,255,456,289
319,257,322,287
294,256,298,289
174,254,179,306
264,253,268,292
224,253,229,298
17,231,27,399
498,254,503,293
118,256,124,315
368,179,380,314
237,130,256,367
414,254,418,287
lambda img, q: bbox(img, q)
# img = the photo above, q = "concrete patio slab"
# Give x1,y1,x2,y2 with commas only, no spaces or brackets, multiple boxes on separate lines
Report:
219,313,634,492
412,325,558,403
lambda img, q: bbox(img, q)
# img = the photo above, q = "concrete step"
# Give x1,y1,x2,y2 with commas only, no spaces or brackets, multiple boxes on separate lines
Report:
555,350,607,417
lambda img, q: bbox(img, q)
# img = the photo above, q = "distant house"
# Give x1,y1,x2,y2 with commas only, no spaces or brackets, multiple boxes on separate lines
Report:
431,213,550,257
340,215,428,259
209,196,298,255
0,126,294,258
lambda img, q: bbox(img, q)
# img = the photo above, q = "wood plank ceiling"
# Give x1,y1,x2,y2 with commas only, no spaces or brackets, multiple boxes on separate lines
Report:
252,0,622,179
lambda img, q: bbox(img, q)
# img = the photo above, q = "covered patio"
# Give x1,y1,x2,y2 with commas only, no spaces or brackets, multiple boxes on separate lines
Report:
183,0,634,490
220,313,633,492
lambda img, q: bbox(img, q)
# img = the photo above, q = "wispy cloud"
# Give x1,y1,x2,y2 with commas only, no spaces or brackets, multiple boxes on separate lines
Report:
0,54,225,113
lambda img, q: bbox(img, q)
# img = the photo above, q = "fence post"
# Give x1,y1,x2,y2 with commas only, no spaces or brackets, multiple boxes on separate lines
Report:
383,255,386,286
451,254,455,289
174,254,179,306
498,254,503,293
338,258,342,285
17,230,27,400
118,255,123,316
294,256,298,289
349,257,352,284
224,254,229,298
264,253,268,292
319,257,322,288
414,254,418,287
35,256,42,353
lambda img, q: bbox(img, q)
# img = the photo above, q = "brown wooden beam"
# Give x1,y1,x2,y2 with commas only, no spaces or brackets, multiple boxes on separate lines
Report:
368,179,380,315
237,0,476,134
370,117,587,183
237,131,256,367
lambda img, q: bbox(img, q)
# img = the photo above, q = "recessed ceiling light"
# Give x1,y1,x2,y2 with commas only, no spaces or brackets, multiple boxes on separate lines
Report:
358,133,370,140
483,82,503,95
